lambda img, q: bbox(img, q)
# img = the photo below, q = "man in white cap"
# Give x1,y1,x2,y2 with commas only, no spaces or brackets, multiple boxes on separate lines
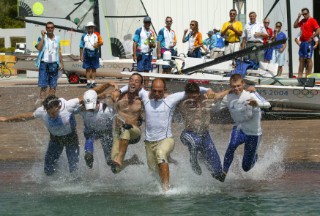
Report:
133,16,156,86
80,21,104,88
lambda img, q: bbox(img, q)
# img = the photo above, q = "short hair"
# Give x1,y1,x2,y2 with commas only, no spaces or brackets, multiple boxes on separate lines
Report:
301,8,309,13
230,9,237,14
165,16,172,21
130,73,144,84
43,95,60,110
276,21,282,27
46,22,55,28
185,82,200,94
230,74,243,83
249,11,256,16
151,78,166,90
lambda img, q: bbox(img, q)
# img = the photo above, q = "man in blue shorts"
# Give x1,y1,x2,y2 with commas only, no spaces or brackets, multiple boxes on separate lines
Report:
35,21,64,104
133,16,156,86
80,21,104,88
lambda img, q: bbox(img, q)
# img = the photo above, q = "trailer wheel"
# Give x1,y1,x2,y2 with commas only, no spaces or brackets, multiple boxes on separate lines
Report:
68,73,80,84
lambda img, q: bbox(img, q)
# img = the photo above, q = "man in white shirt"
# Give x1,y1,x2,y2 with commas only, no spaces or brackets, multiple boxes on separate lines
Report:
241,12,268,63
219,74,270,181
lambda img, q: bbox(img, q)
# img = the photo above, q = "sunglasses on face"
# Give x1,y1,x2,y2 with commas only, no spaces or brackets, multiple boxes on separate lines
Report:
302,13,308,16
144,22,151,24
276,25,281,27
230,13,236,15
190,24,195,26
166,20,172,23
46,27,54,29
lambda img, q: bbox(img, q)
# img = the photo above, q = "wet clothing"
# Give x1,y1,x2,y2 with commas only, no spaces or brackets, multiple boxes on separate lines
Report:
33,98,80,175
220,90,266,173
77,102,113,164
180,130,223,176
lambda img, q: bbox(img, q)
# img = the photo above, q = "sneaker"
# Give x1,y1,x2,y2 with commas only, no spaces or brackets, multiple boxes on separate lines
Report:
84,152,94,169
86,83,91,89
190,148,202,175
91,83,97,88
212,171,227,182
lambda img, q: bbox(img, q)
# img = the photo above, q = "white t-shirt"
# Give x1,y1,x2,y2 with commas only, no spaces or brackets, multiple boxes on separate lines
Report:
33,98,80,136
220,90,263,135
242,22,267,43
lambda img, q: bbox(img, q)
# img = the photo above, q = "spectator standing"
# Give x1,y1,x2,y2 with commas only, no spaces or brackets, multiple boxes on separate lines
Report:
293,8,320,78
270,22,287,76
80,21,104,88
241,11,268,63
183,20,203,58
263,18,274,63
221,9,243,55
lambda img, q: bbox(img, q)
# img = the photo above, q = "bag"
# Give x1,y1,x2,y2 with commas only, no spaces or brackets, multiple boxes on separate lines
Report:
85,49,97,58
46,62,58,73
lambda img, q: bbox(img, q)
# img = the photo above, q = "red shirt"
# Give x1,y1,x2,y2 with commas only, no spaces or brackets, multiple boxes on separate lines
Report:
263,27,273,44
298,17,319,42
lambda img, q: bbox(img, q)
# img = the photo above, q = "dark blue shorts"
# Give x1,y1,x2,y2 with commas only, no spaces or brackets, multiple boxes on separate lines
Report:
38,62,59,88
137,52,152,72
299,41,314,59
83,52,100,69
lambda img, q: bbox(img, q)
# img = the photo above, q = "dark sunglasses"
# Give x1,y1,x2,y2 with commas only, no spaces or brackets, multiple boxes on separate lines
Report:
46,27,54,29
190,24,195,26
230,13,236,15
144,21,151,24
166,20,172,23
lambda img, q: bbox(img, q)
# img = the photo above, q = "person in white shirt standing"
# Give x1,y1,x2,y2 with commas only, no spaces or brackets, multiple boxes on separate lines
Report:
241,12,268,63
219,74,271,181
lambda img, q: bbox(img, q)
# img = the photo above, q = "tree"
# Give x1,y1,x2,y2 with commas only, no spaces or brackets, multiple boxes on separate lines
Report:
0,0,25,28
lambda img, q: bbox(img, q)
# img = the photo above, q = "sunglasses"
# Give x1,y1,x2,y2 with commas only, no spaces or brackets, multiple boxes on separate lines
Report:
190,24,195,26
46,27,54,29
302,13,308,16
166,20,172,23
144,21,151,24
230,13,236,15
276,25,281,27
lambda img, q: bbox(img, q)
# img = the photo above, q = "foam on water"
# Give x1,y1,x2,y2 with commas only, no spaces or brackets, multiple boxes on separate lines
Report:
22,123,288,196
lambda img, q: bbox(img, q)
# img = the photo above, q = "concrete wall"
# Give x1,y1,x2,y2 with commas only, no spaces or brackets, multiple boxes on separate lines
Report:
0,28,26,48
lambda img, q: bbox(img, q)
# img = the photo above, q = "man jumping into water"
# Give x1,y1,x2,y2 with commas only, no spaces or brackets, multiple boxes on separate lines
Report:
219,74,270,181
180,82,230,182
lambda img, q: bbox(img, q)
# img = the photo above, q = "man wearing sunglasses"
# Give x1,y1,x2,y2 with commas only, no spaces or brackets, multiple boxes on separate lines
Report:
294,8,320,78
157,16,177,73
221,9,243,55
35,22,64,106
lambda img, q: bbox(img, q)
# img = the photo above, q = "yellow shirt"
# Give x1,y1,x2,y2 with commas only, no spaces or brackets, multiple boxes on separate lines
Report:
221,21,243,43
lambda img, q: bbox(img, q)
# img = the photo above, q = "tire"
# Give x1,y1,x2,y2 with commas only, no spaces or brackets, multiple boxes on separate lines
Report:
68,73,80,84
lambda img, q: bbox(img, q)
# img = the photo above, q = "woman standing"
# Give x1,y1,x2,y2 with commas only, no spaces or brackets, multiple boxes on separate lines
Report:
183,20,203,58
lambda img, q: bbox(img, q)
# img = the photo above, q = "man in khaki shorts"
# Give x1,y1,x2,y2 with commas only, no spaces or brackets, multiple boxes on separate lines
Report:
119,78,213,191
110,73,144,173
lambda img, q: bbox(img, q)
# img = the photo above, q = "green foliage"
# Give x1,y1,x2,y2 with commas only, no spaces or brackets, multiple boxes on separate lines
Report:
0,0,25,28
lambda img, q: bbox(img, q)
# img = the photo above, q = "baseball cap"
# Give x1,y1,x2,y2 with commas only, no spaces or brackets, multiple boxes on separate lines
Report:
213,26,220,31
207,30,214,35
83,90,97,110
144,16,152,23
86,21,96,27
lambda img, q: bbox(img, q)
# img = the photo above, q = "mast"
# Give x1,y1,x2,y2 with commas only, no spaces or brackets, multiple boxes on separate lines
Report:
286,0,293,78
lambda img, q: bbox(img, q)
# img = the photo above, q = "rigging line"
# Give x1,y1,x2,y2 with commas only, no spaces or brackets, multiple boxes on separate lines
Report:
140,0,157,36
77,6,94,27
104,15,149,18
65,0,87,20
264,0,280,21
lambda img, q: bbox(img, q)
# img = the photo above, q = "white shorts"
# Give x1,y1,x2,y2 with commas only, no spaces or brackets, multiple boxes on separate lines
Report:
270,49,286,66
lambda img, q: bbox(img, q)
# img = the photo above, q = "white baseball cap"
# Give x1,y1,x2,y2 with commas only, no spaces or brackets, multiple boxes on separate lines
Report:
83,90,97,110
213,26,220,31
86,21,96,27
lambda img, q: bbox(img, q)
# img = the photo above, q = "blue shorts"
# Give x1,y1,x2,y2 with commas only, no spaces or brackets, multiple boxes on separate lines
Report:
187,48,201,58
264,48,273,61
299,41,314,59
137,52,152,72
82,53,100,69
38,62,59,88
